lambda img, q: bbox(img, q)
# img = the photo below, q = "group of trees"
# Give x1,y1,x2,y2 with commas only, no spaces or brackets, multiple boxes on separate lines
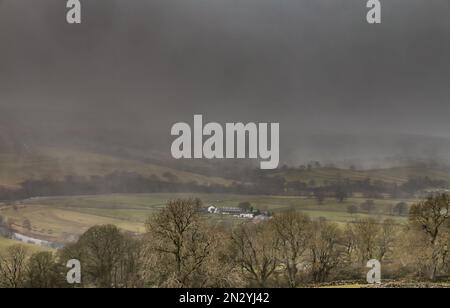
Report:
0,172,232,201
0,246,66,288
347,201,410,217
287,176,449,201
0,165,447,205
401,177,448,195
1,195,448,288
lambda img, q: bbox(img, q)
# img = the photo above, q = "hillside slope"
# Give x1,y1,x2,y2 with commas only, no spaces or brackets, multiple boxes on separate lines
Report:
273,164,450,186
0,147,232,189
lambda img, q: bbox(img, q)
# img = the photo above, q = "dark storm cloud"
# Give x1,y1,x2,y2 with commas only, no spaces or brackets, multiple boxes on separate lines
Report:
1,0,450,162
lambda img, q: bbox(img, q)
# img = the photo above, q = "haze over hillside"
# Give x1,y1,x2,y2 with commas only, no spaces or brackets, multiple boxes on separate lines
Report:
1,0,450,169
2,122,450,170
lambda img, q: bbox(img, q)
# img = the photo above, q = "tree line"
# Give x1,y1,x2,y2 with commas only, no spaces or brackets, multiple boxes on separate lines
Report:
0,169,444,203
0,195,448,288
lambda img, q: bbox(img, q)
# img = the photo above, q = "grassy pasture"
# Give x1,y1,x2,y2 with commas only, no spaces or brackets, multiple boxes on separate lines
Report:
0,193,415,244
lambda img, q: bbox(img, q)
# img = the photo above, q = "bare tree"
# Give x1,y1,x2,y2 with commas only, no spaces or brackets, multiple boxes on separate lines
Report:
271,211,311,287
145,199,214,287
26,251,65,288
377,219,399,262
0,245,29,288
409,194,450,280
309,221,343,283
231,222,278,287
348,218,380,263
71,225,133,288
201,229,243,288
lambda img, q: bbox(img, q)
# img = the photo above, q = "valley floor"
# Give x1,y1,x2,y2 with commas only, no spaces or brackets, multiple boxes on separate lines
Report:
0,193,414,244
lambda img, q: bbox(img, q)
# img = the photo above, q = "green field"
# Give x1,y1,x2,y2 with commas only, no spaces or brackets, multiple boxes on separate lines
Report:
0,193,414,244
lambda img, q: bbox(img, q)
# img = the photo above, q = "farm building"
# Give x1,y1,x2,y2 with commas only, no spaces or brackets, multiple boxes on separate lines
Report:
239,213,255,219
219,207,245,215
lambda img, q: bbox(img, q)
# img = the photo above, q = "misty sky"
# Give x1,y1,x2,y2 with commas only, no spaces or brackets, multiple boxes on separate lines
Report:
1,0,450,162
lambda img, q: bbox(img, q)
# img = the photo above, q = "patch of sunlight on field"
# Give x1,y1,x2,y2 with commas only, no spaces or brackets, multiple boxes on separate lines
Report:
0,205,144,243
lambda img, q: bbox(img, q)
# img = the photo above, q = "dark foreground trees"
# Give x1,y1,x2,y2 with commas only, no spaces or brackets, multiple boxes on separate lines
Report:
144,198,232,287
0,245,28,288
309,220,343,283
0,195,449,288
408,194,449,280
26,252,66,288
270,212,311,287
60,225,145,288
231,222,278,287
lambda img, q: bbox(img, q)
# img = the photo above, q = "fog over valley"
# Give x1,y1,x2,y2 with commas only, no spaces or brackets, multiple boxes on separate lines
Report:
1,0,450,168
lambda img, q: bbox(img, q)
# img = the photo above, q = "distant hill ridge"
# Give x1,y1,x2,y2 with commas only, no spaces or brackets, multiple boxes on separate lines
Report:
0,146,232,189
273,163,450,186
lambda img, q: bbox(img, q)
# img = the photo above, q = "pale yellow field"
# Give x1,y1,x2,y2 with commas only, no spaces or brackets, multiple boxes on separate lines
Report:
0,205,145,243
0,193,412,244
